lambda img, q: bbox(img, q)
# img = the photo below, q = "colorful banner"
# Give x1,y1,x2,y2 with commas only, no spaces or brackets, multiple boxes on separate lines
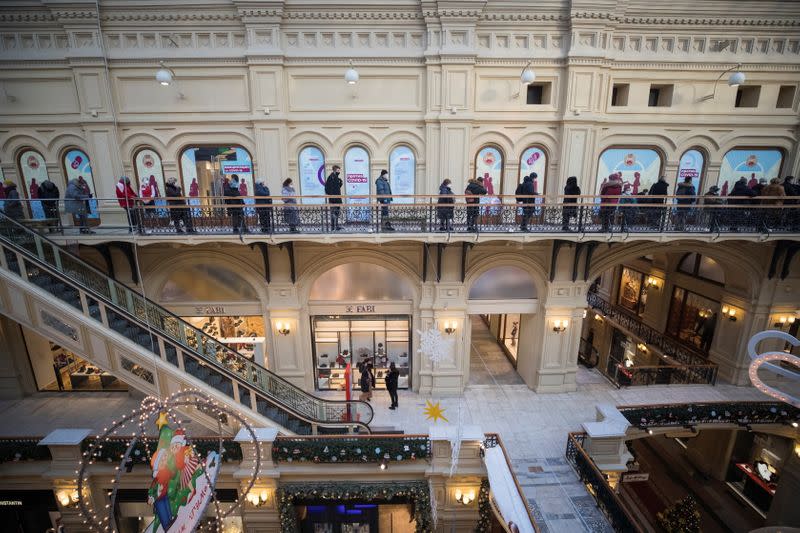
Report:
474,146,502,196
676,149,704,194
19,150,47,219
298,146,326,205
518,147,547,195
221,163,252,175
344,146,370,221
717,149,783,196
596,148,662,195
63,149,99,220
389,145,415,204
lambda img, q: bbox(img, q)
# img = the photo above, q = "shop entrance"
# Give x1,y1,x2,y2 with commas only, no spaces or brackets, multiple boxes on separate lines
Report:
468,315,524,385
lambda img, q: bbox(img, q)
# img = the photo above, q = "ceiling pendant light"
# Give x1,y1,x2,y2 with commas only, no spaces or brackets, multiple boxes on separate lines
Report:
698,63,744,101
344,60,359,85
155,61,175,86
728,70,746,87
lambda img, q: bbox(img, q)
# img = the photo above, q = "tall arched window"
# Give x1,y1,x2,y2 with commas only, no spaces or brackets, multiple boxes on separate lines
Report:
298,145,326,204
518,146,547,195
344,146,370,220
133,147,165,195
474,145,503,195
17,149,49,219
62,148,99,221
180,145,253,213
389,145,415,203
596,148,663,195
718,148,784,196
675,148,705,194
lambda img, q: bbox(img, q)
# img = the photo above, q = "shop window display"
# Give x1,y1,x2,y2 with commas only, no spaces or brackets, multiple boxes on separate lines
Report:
617,267,649,316
182,315,267,367
483,314,521,365
666,287,718,353
312,316,411,391
39,342,126,391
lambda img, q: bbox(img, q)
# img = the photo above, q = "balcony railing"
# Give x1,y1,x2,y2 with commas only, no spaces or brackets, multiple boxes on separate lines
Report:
271,434,431,463
618,401,800,430
10,195,799,236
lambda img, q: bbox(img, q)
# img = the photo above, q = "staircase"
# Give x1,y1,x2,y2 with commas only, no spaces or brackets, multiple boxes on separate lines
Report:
0,213,372,434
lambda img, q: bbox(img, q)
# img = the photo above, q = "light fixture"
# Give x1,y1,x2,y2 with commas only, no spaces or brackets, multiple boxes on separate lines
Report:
520,61,535,84
344,60,359,85
791,421,798,428
552,319,568,333
645,276,661,290
698,63,745,101
594,313,604,322
246,489,269,507
57,489,79,508
647,429,654,435
624,359,634,368
379,460,387,470
155,61,175,86
275,321,290,336
443,320,457,335
582,309,587,319
722,305,738,322
455,488,476,505
637,343,648,353
774,314,797,328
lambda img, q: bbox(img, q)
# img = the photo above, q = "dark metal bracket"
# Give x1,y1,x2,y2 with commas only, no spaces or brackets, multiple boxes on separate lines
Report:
278,241,295,284
249,242,271,283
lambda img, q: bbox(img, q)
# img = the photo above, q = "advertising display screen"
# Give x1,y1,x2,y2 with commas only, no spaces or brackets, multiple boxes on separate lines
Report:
344,146,370,221
389,145,415,203
298,146,326,204
596,148,662,195
717,149,783,196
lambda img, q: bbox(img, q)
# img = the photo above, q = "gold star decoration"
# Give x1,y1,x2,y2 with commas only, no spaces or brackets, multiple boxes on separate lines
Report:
155,411,169,429
423,400,449,423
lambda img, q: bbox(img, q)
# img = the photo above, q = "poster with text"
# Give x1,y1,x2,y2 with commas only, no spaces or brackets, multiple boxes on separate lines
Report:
389,146,415,203
180,148,201,217
518,147,547,196
717,149,783,196
596,148,662,195
19,150,48,219
344,146,370,221
298,146,326,204
675,149,704,195
63,149,99,220
474,146,503,196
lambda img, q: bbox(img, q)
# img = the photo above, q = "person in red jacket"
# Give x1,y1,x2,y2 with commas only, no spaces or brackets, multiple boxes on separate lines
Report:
116,176,140,233
599,173,623,231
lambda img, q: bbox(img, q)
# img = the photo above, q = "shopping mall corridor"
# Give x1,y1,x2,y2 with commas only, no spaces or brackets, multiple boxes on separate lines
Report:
468,316,525,386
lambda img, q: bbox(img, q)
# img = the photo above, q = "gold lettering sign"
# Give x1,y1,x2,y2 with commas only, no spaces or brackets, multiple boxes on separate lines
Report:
344,305,376,313
194,306,226,315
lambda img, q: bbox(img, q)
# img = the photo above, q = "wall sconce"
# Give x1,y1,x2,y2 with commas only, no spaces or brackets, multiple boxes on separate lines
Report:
636,343,648,353
721,305,738,322
645,276,661,290
443,320,457,335
593,313,604,322
246,489,269,507
624,358,634,368
697,309,713,319
698,63,746,101
56,489,79,508
275,321,290,336
454,488,476,505
552,319,568,333
344,59,359,85
774,314,797,328
155,61,176,86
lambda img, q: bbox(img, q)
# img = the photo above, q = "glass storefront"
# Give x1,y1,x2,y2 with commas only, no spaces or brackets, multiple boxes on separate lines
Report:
182,315,267,367
666,287,719,353
37,342,127,392
482,314,521,365
312,316,411,391
618,267,648,316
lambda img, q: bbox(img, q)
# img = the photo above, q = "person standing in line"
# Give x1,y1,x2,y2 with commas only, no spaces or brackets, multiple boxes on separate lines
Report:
38,177,60,232
562,176,582,231
437,179,455,231
516,173,536,231
165,177,194,233
281,178,300,233
386,362,399,410
599,173,622,232
2,180,24,220
325,165,343,230
465,177,487,231
647,175,669,229
728,176,757,231
115,176,140,233
375,169,394,231
65,178,93,233
760,177,786,229
254,179,273,233
701,185,724,232
674,175,696,231
783,176,799,229
618,183,637,232
225,174,245,233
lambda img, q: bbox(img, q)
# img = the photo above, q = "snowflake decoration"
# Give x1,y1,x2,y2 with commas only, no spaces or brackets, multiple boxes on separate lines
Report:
417,327,455,365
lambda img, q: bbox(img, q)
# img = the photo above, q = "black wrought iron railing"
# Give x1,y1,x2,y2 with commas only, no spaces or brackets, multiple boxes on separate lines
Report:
0,437,52,463
0,212,373,434
565,432,643,533
619,401,800,430
271,434,431,463
11,195,800,236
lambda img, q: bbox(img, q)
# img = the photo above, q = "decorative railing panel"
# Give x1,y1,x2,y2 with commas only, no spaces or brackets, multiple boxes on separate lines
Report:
272,435,431,463
619,401,800,429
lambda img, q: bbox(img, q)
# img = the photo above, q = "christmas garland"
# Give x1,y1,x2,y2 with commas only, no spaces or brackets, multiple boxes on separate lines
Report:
621,401,799,429
475,478,492,533
277,481,432,533
657,495,701,533
272,436,431,464
82,437,243,464
0,438,52,463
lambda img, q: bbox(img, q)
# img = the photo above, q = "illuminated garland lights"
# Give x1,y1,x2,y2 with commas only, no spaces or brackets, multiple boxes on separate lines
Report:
271,436,431,464
657,495,701,533
277,481,432,533
82,437,243,464
474,479,491,533
621,401,799,430
0,438,52,463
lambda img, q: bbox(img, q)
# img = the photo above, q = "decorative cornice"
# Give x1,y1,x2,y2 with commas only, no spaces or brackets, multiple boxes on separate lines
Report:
0,11,56,23
99,11,239,23
616,16,800,27
283,10,422,20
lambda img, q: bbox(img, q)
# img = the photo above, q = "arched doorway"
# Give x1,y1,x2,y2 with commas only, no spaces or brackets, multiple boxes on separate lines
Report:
307,262,416,392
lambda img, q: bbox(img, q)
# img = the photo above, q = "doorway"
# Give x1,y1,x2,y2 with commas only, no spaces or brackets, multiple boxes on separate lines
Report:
468,316,524,385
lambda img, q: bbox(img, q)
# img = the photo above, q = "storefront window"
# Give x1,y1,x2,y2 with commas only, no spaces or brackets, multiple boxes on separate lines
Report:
298,145,326,203
474,145,503,196
618,267,648,315
519,146,546,195
182,316,267,367
666,287,718,352
595,148,663,195
180,146,254,210
717,148,783,196
312,315,411,391
17,148,49,219
389,145,415,203
37,342,127,391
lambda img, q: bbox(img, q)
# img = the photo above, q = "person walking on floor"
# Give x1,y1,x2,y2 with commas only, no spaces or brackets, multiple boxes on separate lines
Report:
760,177,786,229
254,179,273,233
515,173,536,231
437,179,455,231
225,174,245,233
618,183,637,232
165,177,194,233
358,362,371,402
281,178,300,233
375,169,394,231
561,176,581,231
325,165,343,230
115,176,140,233
386,362,399,410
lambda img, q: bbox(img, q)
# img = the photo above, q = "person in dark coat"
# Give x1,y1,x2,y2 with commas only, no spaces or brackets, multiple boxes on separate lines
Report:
599,173,622,232
325,165,343,230
358,362,372,402
465,177,487,231
65,178,92,233
224,174,245,233
728,177,757,231
516,173,536,231
165,177,194,233
386,362,399,409
375,169,394,231
2,180,24,220
674,176,696,230
701,185,724,232
646,175,669,229
115,176,140,233
254,179,272,233
437,179,455,231
783,176,800,229
38,178,60,232
562,176,581,231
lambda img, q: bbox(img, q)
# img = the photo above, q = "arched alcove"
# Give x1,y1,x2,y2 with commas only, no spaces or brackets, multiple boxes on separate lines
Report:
159,263,259,302
309,263,414,301
468,266,537,300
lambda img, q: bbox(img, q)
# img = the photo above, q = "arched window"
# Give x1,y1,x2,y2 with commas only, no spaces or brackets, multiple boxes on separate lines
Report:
344,146,370,220
677,253,725,284
180,146,253,211
718,148,784,196
474,145,503,195
62,148,99,221
596,148,663,195
675,148,705,194
389,145,415,203
160,263,258,302
469,266,537,300
133,147,165,195
518,146,547,195
17,149,49,219
298,145,326,204
309,263,414,301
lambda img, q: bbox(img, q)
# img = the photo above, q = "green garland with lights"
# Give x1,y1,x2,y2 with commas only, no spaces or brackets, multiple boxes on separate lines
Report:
277,481,432,532
475,478,491,533
272,436,431,464
81,437,242,464
657,495,701,533
0,438,52,463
